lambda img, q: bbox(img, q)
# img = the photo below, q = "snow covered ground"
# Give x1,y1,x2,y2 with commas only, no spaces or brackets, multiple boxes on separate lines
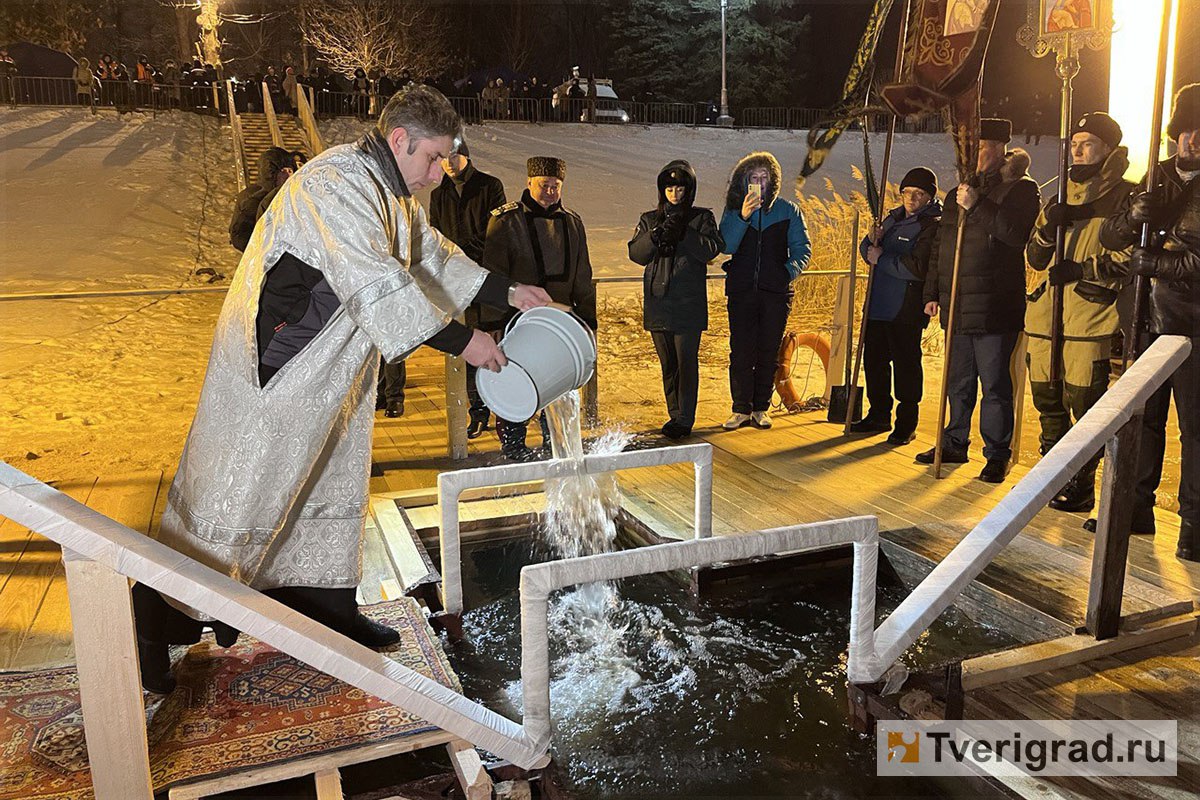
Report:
0,108,239,294
0,107,1074,483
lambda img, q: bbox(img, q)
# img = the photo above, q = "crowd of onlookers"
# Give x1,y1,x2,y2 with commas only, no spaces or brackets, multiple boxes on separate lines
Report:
1,47,730,124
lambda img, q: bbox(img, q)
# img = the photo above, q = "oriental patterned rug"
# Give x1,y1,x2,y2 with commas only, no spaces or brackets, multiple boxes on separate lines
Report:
0,598,460,800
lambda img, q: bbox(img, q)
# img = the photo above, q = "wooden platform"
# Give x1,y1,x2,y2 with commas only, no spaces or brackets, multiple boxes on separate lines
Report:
2,346,1198,799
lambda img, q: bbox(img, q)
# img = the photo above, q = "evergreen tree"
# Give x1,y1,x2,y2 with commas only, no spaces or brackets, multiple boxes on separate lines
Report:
606,0,810,108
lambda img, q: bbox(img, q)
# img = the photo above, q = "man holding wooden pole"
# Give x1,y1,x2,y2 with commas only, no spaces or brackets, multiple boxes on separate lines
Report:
1098,83,1200,560
917,119,1041,483
1026,112,1135,513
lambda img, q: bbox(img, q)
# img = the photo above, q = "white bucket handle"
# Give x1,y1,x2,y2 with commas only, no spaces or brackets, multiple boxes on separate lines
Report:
504,303,595,347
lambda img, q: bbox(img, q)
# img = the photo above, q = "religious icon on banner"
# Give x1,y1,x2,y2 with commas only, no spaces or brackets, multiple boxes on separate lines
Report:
945,0,989,36
1018,0,1110,59
1043,0,1096,34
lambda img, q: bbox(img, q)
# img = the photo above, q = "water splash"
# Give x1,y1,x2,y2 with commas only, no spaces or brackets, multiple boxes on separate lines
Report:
541,390,631,560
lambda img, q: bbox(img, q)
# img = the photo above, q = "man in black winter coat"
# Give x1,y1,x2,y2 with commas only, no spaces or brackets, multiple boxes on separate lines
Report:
1099,83,1200,561
429,141,507,435
918,119,1042,482
628,160,724,439
229,147,294,252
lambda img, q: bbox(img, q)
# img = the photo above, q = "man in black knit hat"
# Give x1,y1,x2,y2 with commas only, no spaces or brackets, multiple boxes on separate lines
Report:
482,156,597,460
852,165,942,445
1100,83,1200,561
919,118,1042,482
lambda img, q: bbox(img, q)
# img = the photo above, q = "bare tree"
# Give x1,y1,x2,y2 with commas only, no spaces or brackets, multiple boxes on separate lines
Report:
500,2,534,74
196,0,221,69
302,0,451,78
0,0,92,54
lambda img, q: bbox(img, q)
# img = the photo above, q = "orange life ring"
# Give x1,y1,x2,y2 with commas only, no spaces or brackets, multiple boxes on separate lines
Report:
775,331,831,411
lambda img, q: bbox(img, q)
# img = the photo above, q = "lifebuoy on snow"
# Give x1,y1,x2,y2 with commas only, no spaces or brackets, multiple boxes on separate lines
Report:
774,331,831,411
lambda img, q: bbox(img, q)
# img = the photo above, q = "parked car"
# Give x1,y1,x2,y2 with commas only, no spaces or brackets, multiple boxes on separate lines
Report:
552,78,630,123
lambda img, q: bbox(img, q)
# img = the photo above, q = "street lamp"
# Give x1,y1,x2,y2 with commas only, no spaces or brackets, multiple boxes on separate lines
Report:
718,0,733,126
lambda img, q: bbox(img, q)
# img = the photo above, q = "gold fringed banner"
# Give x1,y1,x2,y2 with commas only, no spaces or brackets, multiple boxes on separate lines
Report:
797,0,895,192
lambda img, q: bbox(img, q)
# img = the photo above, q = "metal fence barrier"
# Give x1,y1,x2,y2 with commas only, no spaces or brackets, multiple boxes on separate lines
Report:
2,74,958,135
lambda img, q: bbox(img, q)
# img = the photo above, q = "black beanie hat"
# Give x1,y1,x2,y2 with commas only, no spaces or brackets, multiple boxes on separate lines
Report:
527,156,566,180
899,166,938,197
980,118,1012,143
455,140,470,159
1072,112,1122,149
1167,83,1199,141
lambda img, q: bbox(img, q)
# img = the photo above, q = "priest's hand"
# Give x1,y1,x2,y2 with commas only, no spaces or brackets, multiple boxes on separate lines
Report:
924,301,939,317
462,329,508,372
509,283,553,311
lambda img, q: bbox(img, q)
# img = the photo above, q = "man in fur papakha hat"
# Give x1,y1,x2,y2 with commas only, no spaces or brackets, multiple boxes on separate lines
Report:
482,155,597,461
919,118,1041,483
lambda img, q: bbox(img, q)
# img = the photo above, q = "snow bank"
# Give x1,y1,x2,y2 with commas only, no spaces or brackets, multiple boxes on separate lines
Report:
0,107,239,295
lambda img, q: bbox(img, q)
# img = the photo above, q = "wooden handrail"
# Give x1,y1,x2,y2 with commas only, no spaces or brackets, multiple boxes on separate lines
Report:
261,80,284,148
225,80,248,192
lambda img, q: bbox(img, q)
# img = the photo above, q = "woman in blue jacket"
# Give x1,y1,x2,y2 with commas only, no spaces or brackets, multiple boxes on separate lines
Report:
719,151,811,430
853,167,943,444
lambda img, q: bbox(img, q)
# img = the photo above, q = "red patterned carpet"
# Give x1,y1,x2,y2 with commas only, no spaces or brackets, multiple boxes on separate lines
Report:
0,598,460,800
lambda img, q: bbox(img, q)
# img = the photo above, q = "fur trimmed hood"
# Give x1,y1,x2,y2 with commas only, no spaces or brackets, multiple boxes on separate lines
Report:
725,151,782,211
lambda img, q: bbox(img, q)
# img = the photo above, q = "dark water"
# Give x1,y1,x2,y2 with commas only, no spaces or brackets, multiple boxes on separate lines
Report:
445,537,1019,800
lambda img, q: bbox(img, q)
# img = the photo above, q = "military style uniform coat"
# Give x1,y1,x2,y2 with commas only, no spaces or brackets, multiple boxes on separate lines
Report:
480,190,597,330
1025,146,1135,385
159,131,487,614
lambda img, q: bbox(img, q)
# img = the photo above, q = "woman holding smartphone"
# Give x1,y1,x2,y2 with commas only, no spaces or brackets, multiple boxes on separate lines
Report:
718,152,812,430
628,160,724,438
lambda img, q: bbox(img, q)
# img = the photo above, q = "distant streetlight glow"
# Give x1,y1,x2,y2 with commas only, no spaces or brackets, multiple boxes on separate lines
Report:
1109,0,1177,180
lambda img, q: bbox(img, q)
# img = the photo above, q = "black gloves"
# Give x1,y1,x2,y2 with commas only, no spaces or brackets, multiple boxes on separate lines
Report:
1044,201,1095,228
1130,248,1159,277
1048,259,1084,286
661,211,687,245
1129,192,1161,226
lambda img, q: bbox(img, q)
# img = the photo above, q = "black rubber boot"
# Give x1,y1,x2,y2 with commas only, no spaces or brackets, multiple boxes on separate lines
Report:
345,613,402,648
916,446,968,464
265,586,401,649
210,621,241,647
887,421,917,446
131,582,205,693
849,415,891,434
1082,505,1156,535
978,458,1009,484
136,637,176,694
1049,469,1096,512
1177,520,1197,562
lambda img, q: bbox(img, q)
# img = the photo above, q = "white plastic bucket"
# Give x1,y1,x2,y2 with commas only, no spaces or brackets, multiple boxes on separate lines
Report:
477,305,596,422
